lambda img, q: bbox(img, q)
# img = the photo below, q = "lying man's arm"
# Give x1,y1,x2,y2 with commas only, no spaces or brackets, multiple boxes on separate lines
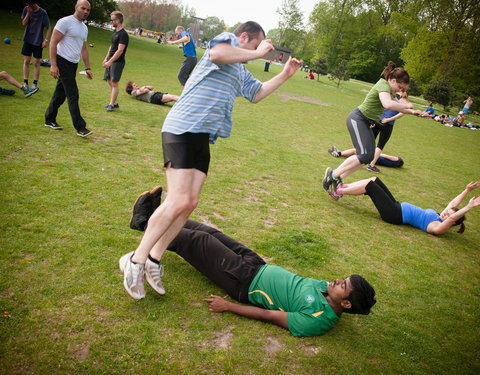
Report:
205,295,288,330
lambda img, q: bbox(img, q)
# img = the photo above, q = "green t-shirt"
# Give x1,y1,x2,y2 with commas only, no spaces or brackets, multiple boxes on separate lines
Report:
357,78,392,120
248,265,340,337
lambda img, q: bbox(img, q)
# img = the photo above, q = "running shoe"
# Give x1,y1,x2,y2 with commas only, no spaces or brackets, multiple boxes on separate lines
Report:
145,258,165,295
1,87,15,95
106,104,115,112
23,86,39,97
45,121,63,130
104,103,119,109
367,165,381,173
77,128,93,137
332,175,343,195
130,186,163,231
327,145,340,157
322,167,334,192
119,251,146,300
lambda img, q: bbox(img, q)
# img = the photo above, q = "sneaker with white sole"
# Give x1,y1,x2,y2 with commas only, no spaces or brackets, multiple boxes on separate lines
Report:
327,145,341,157
77,128,93,137
145,258,165,295
119,251,146,300
45,121,63,130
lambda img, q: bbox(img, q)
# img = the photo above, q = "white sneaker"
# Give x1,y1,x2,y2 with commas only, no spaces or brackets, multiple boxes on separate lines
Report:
119,251,146,300
145,258,165,295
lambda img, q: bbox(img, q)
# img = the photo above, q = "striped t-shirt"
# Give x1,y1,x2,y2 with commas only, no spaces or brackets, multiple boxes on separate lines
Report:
162,32,263,143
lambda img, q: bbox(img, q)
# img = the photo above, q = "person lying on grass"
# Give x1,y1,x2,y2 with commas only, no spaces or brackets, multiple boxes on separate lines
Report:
125,81,179,105
121,187,376,337
327,146,405,169
332,178,480,235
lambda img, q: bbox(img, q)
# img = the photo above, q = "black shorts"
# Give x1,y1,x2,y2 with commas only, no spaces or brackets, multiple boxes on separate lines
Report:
103,61,125,82
151,92,165,105
21,42,43,59
162,132,210,174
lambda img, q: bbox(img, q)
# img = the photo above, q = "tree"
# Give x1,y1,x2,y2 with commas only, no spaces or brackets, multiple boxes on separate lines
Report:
227,22,242,33
202,16,225,41
424,78,455,110
266,28,281,45
329,60,350,87
277,0,305,51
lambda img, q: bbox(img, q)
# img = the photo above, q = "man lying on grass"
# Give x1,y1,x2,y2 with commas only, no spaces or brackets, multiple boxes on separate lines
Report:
121,187,376,337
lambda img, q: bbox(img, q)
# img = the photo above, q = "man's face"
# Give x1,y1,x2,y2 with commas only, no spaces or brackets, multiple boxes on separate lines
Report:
175,28,183,36
132,83,138,90
75,1,91,21
111,15,120,27
239,32,265,50
326,277,353,304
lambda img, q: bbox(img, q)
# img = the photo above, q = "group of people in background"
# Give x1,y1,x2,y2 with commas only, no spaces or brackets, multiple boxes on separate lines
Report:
420,97,478,129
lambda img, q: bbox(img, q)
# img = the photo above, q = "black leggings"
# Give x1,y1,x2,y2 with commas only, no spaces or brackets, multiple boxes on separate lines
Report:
371,123,394,150
167,220,266,303
365,178,403,224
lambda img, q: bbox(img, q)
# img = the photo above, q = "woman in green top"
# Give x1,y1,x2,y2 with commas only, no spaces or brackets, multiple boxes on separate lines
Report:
323,61,422,200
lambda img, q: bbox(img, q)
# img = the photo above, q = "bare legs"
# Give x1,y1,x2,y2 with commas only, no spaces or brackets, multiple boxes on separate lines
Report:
161,94,180,103
107,80,120,105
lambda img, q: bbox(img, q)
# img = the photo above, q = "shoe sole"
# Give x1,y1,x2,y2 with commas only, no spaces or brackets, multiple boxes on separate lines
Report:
24,88,39,97
145,270,166,295
129,186,163,230
44,123,63,130
77,131,93,137
327,190,341,201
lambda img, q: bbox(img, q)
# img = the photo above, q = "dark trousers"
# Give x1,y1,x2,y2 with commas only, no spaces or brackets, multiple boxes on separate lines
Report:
365,178,403,224
167,220,266,303
45,55,86,131
177,56,197,86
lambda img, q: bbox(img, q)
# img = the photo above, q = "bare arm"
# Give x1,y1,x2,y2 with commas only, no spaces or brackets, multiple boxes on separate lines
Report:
428,197,480,235
379,92,421,115
133,86,151,96
167,35,189,44
381,112,405,123
209,39,274,65
81,42,93,80
205,295,288,330
42,26,52,49
49,29,64,78
440,182,480,215
21,7,31,27
103,43,126,67
253,57,303,103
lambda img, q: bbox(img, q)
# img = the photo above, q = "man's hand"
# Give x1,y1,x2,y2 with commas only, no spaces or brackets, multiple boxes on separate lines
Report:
50,65,59,79
255,39,274,58
86,70,93,80
281,57,303,78
204,295,230,313
41,40,47,49
412,109,422,116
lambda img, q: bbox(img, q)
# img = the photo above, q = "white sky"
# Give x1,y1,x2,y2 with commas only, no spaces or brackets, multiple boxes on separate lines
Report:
182,0,318,33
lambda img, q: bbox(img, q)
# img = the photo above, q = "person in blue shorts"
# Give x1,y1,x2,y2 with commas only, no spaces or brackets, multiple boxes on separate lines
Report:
122,190,376,337
332,178,480,235
167,26,197,86
119,21,303,300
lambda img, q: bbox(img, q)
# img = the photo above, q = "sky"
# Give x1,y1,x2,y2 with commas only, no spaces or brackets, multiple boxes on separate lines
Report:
182,0,319,33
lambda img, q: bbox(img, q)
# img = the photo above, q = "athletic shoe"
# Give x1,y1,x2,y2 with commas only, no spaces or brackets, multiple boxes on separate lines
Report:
106,104,115,112
145,258,165,295
367,165,381,173
31,83,38,90
322,167,334,192
119,251,146,300
130,186,163,231
45,121,63,130
328,190,342,201
332,175,343,195
104,103,119,109
0,87,15,95
23,87,39,97
328,145,340,157
77,128,93,137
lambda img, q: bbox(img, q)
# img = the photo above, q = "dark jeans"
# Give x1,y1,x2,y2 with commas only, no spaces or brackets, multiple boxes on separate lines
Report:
167,220,266,303
365,178,403,224
45,55,86,131
177,56,197,86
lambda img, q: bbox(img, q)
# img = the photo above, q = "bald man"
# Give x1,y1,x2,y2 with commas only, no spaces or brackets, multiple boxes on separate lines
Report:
44,0,94,137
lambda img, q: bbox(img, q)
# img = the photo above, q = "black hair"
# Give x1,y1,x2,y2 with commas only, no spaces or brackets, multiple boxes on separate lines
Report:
233,21,265,41
344,275,376,315
125,80,134,94
451,207,466,234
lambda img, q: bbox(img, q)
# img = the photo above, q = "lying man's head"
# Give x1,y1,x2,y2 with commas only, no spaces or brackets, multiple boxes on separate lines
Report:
327,275,376,315
125,81,137,94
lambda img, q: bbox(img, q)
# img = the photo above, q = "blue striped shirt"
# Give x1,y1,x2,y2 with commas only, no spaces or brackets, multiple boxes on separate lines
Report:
162,32,263,143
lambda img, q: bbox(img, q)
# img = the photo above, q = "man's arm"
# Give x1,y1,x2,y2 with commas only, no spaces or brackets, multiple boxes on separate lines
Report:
49,29,64,78
21,6,31,27
81,42,93,80
209,39,274,65
205,295,288,330
103,44,126,67
167,35,189,45
42,26,52,49
253,57,303,103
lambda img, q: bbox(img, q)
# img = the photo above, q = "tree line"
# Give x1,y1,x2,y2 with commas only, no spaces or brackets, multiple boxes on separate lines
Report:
270,0,479,111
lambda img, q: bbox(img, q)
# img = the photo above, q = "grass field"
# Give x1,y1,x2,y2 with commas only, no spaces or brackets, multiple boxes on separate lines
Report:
1,10,479,375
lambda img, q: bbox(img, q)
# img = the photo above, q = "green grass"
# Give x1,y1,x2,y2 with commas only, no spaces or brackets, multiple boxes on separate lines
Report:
1,10,480,375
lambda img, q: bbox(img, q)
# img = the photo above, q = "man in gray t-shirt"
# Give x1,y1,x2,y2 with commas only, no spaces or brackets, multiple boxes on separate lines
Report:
21,1,51,90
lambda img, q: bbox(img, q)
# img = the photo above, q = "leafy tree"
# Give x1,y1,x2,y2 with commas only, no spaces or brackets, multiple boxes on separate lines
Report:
266,28,281,45
201,16,225,41
329,60,350,87
407,78,422,96
227,22,242,33
277,0,305,51
424,78,455,110
311,57,328,76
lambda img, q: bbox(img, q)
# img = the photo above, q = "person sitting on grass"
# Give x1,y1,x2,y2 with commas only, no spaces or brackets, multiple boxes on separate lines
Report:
332,178,480,235
120,187,376,337
0,70,39,97
421,103,435,118
126,81,179,105
327,146,404,169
